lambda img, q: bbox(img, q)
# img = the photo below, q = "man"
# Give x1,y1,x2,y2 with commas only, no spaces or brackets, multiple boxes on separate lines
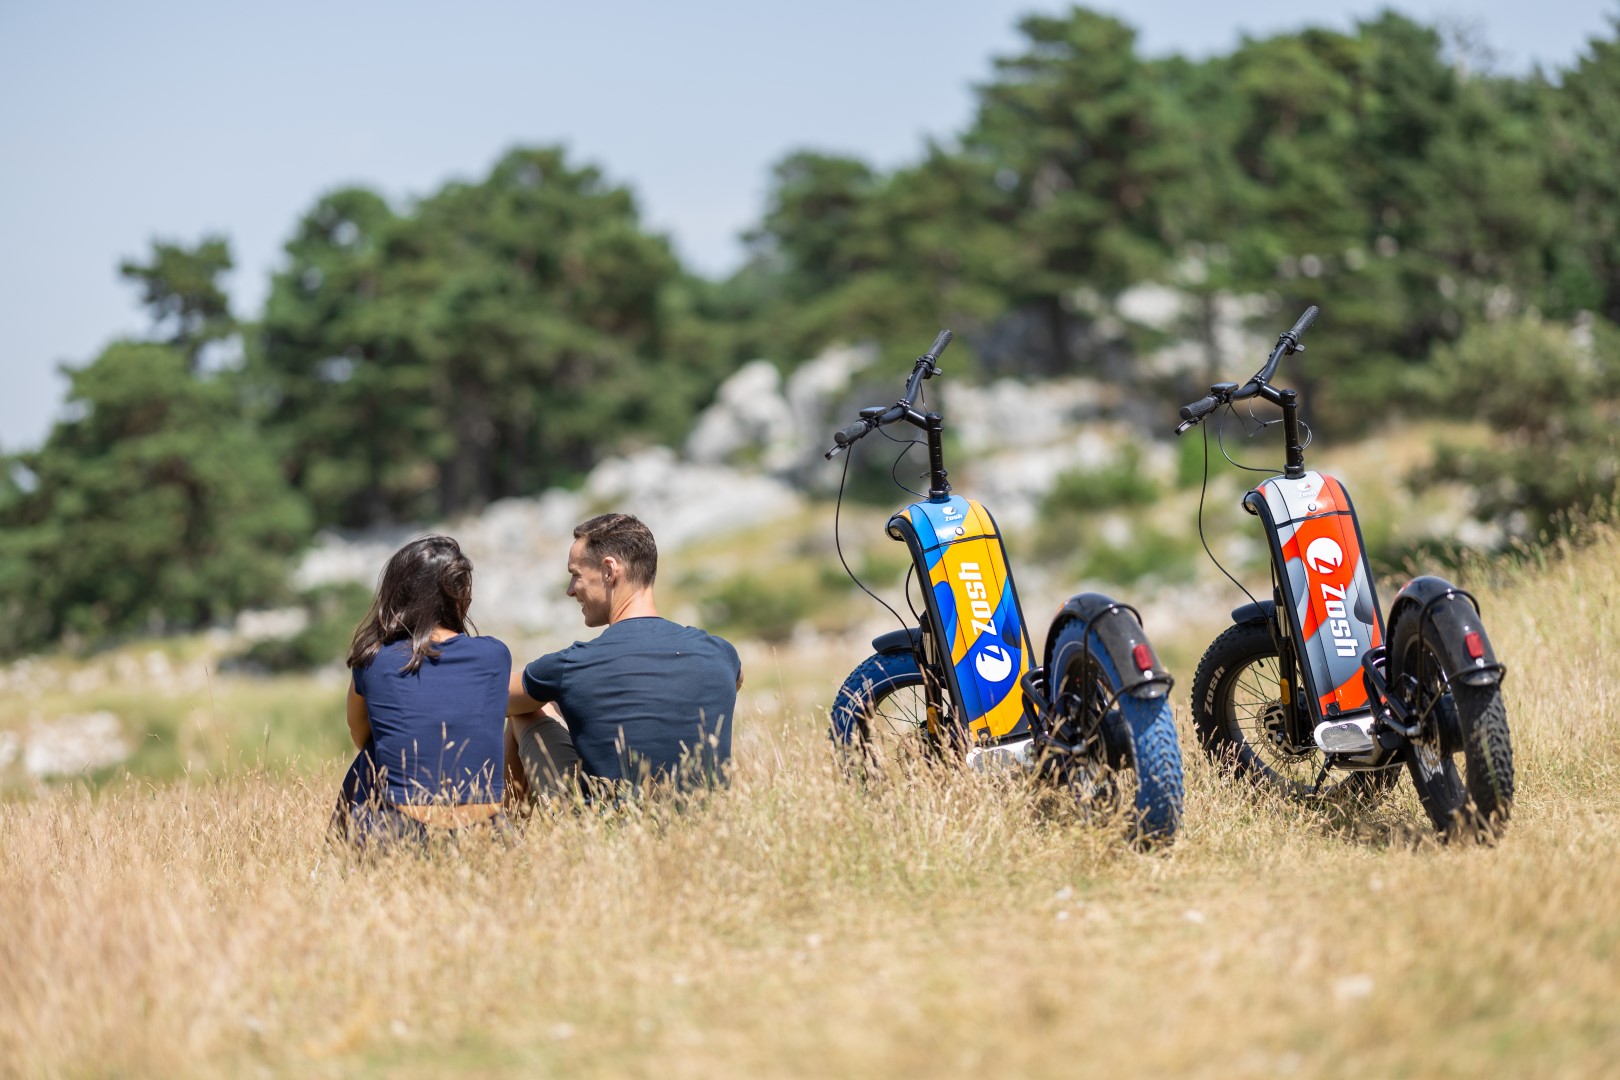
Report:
505,513,742,801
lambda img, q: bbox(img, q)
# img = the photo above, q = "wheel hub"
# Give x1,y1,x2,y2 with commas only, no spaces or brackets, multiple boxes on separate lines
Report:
1260,699,1312,757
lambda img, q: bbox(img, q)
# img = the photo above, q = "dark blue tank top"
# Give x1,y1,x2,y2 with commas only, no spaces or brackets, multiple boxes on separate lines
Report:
352,634,510,804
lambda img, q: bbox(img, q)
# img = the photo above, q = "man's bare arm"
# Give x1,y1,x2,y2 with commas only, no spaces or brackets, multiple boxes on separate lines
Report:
508,667,546,715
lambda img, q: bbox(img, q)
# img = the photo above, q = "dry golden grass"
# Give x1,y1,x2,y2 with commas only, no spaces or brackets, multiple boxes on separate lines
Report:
4,524,1620,1077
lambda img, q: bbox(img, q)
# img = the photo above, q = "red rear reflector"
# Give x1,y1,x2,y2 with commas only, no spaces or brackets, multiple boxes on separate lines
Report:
1464,632,1484,660
1133,643,1155,672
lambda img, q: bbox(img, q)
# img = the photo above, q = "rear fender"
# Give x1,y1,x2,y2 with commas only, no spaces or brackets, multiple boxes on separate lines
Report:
1387,576,1505,688
1045,593,1172,700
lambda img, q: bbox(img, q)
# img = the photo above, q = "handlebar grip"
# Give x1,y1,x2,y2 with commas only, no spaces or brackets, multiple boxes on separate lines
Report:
1289,305,1320,340
832,419,871,447
1179,395,1220,422
924,328,953,361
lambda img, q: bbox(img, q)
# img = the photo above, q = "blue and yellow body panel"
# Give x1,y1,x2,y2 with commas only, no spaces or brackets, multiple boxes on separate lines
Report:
887,496,1034,741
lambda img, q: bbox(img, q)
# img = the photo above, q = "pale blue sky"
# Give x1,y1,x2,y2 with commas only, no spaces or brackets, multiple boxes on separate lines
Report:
1,1,1615,451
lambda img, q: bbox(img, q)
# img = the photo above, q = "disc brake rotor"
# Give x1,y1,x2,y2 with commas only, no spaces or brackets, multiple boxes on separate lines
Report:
1259,698,1312,758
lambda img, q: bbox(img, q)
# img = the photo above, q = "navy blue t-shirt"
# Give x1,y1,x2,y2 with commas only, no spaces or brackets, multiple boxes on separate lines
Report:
521,617,741,783
352,634,511,804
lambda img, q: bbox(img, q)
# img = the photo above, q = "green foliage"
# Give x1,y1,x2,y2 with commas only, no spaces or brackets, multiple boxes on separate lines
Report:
1411,315,1620,535
118,236,236,364
1042,445,1162,515
230,582,372,673
1544,19,1620,325
854,550,910,590
0,342,312,650
736,147,1018,370
700,573,814,644
728,8,1618,423
252,147,732,527
1174,432,1209,489
17,8,1620,656
970,10,1196,300
1080,526,1200,585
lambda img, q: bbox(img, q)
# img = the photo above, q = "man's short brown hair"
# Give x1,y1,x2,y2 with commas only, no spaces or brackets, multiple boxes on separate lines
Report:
574,513,658,587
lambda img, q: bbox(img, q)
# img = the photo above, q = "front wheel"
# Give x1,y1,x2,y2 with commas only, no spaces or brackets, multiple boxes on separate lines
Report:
1189,620,1400,802
1391,616,1514,840
829,649,940,772
1044,619,1183,843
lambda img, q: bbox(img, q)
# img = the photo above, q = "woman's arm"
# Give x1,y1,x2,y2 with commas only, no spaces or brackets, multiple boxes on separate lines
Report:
346,684,371,750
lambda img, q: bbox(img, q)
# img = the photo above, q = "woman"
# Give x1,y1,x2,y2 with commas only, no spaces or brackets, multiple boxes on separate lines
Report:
333,535,510,848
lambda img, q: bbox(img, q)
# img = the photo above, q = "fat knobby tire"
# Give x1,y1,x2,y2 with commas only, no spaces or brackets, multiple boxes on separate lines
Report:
1049,619,1183,843
1392,615,1514,840
1454,682,1514,823
829,650,925,749
1189,620,1398,801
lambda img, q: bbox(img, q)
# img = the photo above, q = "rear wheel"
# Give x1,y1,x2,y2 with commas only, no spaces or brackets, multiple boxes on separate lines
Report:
1190,621,1400,801
1391,616,1514,840
829,650,941,772
1044,619,1183,843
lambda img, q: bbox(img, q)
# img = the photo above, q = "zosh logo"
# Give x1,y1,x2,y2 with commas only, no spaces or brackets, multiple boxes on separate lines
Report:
975,643,1014,683
1304,537,1359,658
1306,537,1343,575
955,561,998,638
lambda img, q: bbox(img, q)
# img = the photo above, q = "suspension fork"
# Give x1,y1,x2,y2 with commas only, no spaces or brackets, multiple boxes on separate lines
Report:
1266,572,1313,749
915,623,961,748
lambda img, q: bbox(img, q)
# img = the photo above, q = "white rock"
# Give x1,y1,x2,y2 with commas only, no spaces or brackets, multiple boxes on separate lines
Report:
943,378,1109,454
24,712,129,779
235,608,309,643
1116,282,1187,330
684,359,794,467
583,447,802,551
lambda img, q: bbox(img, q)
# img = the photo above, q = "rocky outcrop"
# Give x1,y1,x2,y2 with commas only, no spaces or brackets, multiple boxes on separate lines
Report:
685,343,879,484
295,450,802,635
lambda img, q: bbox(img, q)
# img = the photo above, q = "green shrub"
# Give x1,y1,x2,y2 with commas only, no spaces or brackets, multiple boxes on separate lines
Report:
1175,430,1210,489
1080,527,1200,585
1043,445,1162,515
700,574,815,644
1410,315,1620,537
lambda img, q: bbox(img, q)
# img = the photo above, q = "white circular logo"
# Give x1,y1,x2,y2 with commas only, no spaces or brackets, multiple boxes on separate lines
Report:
1305,537,1344,576
974,643,1014,683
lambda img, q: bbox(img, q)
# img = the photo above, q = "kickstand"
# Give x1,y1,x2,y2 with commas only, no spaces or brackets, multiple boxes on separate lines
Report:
1310,759,1332,795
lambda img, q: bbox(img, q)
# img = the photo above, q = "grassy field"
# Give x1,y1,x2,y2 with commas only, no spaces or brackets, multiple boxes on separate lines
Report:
4,516,1619,1076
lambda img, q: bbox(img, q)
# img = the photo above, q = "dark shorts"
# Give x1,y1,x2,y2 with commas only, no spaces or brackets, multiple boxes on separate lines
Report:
515,713,581,799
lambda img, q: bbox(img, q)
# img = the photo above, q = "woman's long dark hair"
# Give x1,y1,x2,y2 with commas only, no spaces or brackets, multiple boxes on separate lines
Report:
347,535,475,674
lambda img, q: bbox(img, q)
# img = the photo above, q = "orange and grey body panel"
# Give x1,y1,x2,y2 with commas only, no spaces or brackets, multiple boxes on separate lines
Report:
887,496,1033,741
1245,472,1384,722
